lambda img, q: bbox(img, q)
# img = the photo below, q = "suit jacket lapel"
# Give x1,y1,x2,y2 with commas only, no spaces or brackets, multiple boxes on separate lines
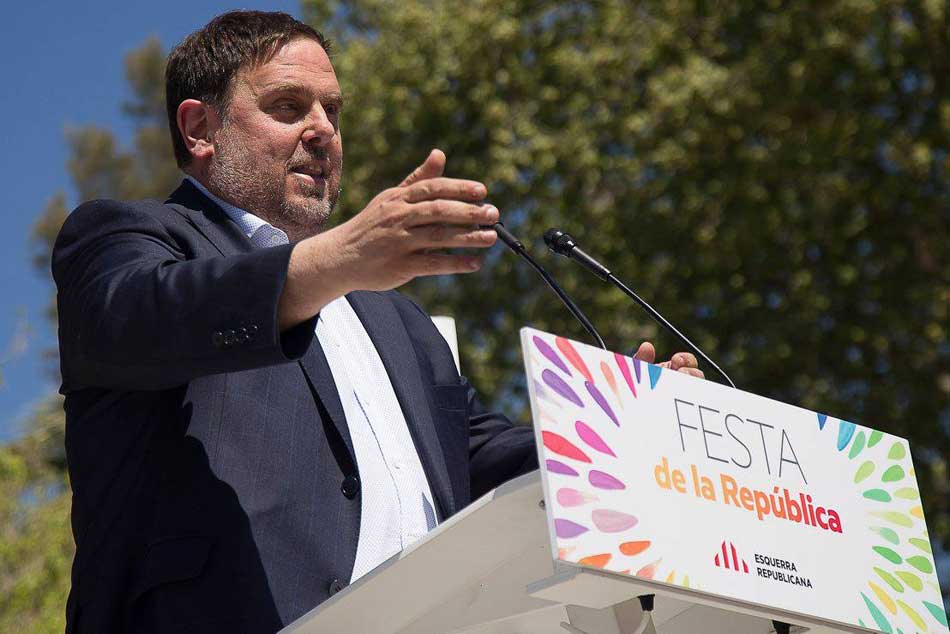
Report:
347,291,456,518
165,179,254,257
165,179,356,463
298,338,355,462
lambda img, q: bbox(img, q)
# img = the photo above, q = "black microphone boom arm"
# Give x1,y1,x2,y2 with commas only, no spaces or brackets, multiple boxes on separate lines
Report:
543,228,736,388
487,223,607,350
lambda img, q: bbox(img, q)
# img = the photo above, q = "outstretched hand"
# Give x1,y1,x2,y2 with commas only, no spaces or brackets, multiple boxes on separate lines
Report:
632,342,705,379
322,149,498,293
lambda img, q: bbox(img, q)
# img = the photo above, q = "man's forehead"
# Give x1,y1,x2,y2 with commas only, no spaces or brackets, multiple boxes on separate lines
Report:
241,38,339,94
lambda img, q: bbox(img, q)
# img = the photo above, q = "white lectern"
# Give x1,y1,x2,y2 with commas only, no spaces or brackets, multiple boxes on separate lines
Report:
283,471,886,634
282,330,947,634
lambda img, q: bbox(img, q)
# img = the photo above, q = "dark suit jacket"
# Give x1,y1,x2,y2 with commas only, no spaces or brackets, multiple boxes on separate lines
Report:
53,180,537,634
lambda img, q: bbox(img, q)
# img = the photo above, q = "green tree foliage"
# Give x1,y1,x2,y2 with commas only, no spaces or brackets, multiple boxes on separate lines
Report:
307,0,949,578
3,1,948,626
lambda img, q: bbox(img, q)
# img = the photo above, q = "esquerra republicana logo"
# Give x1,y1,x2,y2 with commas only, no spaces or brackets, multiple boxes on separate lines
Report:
714,541,814,589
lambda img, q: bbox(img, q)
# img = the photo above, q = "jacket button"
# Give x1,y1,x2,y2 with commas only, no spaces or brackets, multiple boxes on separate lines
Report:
341,475,360,499
328,578,347,595
236,326,248,344
223,329,236,346
212,331,224,347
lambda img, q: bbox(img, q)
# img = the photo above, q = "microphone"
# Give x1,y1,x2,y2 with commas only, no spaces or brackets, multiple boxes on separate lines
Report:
484,222,606,349
543,228,735,388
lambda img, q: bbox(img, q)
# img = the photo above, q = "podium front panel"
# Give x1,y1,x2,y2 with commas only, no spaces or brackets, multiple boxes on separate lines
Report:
522,328,947,633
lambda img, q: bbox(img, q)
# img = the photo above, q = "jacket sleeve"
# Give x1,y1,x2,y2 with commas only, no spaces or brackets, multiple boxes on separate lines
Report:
53,199,317,392
465,379,539,500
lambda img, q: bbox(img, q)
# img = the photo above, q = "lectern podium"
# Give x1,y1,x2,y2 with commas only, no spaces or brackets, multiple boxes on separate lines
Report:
282,330,947,633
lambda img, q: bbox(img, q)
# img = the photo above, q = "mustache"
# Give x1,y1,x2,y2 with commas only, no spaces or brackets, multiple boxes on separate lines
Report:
288,148,329,168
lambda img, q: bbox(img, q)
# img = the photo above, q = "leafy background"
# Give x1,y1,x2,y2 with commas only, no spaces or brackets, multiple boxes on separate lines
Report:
1,0,947,629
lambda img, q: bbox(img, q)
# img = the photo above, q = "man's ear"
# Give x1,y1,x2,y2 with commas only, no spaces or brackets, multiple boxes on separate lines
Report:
177,99,219,163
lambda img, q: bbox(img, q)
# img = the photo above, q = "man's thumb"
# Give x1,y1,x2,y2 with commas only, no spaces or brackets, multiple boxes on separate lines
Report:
399,149,446,187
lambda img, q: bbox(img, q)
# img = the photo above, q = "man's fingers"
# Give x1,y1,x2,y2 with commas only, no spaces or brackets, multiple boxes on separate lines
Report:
410,252,482,277
405,200,498,227
678,367,705,379
399,149,446,187
402,177,487,203
410,225,498,250
670,352,699,370
633,341,656,363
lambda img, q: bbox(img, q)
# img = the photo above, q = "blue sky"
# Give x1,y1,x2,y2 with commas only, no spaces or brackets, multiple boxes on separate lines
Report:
0,1,298,441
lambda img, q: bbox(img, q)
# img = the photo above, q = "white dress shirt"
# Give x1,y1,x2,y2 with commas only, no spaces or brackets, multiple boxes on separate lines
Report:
186,177,438,583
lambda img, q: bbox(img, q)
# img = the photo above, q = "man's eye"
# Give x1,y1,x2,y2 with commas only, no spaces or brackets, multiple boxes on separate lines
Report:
324,104,340,116
275,102,299,112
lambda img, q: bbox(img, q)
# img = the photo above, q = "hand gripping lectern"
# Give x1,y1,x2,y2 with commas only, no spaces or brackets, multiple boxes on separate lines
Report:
281,329,948,634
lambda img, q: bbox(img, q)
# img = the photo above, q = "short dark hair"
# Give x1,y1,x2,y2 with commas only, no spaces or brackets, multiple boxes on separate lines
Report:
165,10,331,168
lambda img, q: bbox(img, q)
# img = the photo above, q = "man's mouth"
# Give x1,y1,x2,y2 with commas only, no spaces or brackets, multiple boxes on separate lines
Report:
290,164,327,185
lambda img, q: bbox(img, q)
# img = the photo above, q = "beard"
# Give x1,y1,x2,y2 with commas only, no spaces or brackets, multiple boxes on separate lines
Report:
205,123,341,239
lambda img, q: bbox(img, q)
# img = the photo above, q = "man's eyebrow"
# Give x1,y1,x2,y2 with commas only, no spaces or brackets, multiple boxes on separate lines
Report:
261,83,344,104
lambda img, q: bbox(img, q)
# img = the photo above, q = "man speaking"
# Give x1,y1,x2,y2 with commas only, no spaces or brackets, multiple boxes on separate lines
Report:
53,10,702,634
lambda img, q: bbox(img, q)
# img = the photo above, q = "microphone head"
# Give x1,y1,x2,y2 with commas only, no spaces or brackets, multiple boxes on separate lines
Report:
484,221,524,251
543,228,577,256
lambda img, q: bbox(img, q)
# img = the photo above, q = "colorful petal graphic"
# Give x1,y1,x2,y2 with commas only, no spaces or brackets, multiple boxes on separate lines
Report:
533,379,562,408
554,518,589,539
633,358,642,382
864,489,892,503
817,413,828,430
923,601,949,627
895,600,927,631
558,546,576,559
614,352,637,398
556,487,598,507
837,420,856,451
619,540,651,556
854,460,875,483
893,487,919,500
533,336,572,376
905,555,933,574
648,364,663,389
874,568,904,593
861,593,893,633
907,537,931,554
871,511,913,528
887,442,906,460
872,546,902,564
870,527,899,545
542,369,584,408
894,571,922,592
600,361,621,403
636,559,661,579
545,459,579,476
575,420,616,457
592,509,638,533
542,431,591,463
869,581,897,614
555,336,593,382
589,470,626,490
578,553,612,568
585,382,620,426
848,431,867,459
881,465,905,482
867,429,883,447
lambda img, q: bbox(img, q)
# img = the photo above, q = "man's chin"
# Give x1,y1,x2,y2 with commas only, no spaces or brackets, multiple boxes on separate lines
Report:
282,195,333,229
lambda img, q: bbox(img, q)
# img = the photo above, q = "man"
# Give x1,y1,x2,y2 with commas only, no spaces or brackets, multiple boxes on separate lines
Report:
54,10,703,634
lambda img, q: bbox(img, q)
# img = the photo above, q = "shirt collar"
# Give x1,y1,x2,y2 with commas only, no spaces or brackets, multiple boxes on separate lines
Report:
185,176,285,242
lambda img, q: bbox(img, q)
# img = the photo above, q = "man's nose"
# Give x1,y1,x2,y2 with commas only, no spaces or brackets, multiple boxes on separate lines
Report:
301,104,335,146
